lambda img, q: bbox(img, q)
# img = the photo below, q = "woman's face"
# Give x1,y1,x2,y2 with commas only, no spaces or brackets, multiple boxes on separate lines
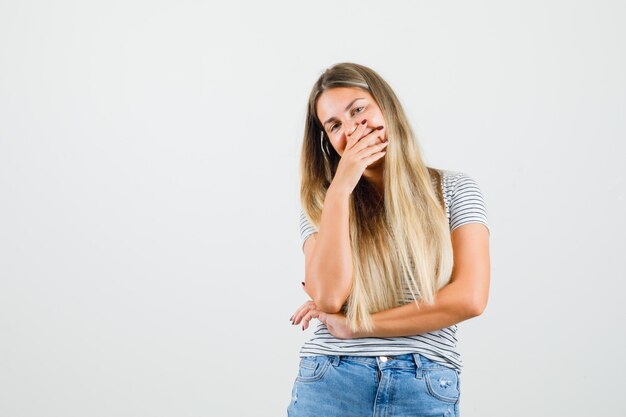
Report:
316,87,387,156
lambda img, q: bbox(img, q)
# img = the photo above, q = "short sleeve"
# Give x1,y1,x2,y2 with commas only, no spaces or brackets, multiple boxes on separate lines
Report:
449,173,490,234
299,208,319,252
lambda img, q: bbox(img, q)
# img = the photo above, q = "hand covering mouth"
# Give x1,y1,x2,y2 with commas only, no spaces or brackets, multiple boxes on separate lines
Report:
359,129,374,141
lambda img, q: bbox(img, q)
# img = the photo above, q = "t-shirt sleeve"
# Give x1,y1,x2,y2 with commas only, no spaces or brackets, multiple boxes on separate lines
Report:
449,173,490,234
299,208,319,252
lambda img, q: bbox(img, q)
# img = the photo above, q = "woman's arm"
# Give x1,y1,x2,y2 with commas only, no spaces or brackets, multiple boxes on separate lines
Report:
358,223,490,338
304,184,354,313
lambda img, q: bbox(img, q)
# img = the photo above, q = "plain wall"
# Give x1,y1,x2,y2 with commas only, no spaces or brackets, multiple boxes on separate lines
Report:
1,1,624,416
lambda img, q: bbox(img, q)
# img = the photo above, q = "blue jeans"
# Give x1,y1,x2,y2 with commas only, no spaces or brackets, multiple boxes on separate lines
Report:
287,353,461,417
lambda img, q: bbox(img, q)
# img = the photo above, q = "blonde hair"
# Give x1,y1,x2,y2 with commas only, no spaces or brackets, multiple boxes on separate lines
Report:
300,62,455,334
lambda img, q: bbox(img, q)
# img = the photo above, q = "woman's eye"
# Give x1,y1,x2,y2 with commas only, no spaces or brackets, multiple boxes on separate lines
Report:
328,107,364,133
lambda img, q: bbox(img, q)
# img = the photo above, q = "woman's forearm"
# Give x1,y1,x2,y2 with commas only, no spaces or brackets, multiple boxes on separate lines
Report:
358,280,478,338
306,185,354,313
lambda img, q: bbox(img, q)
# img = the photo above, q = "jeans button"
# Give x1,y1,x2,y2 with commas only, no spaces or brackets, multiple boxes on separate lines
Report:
379,356,388,362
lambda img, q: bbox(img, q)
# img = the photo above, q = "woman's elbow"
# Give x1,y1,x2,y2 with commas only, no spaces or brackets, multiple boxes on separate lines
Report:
312,293,345,314
304,273,351,314
467,295,488,317
306,287,345,313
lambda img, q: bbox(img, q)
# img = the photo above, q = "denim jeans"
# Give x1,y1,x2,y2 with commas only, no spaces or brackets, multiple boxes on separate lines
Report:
287,353,461,417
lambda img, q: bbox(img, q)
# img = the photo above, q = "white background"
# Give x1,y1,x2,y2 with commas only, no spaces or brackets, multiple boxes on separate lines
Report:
1,1,624,416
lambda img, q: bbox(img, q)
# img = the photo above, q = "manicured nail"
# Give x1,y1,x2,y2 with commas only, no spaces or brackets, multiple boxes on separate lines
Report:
301,281,305,286
289,316,293,321
376,126,384,130
361,119,367,125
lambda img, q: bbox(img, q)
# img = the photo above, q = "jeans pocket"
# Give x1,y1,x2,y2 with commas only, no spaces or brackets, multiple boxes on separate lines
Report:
296,356,332,383
423,366,460,403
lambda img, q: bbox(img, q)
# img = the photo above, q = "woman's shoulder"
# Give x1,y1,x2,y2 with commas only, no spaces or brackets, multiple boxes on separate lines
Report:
433,167,465,179
433,168,485,200
435,168,490,232
427,167,486,205
426,166,464,176
426,167,467,192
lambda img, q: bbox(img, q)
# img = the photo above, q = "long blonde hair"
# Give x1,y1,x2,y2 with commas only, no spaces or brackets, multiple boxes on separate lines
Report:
300,62,454,334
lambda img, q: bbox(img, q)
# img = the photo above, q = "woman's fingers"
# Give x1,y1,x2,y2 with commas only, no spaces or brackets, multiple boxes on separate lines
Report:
345,119,368,151
291,300,317,325
302,309,320,330
291,306,307,324
361,143,388,164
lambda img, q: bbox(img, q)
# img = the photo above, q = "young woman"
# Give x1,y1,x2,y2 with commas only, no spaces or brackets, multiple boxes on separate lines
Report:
287,62,490,417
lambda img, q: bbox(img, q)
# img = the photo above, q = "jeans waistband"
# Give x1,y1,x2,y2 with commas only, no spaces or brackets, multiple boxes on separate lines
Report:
329,353,425,370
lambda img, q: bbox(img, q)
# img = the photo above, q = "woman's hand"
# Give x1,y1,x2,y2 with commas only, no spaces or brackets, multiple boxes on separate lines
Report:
330,120,388,195
290,300,362,339
290,300,318,330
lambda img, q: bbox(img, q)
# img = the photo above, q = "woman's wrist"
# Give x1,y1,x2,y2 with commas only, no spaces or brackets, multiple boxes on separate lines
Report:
327,183,352,198
353,316,377,338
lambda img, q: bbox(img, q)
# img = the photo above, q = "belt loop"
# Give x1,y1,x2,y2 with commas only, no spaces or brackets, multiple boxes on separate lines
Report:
330,355,340,367
412,353,423,379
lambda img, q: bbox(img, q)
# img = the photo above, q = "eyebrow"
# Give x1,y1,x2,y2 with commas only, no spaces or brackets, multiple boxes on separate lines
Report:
322,98,366,127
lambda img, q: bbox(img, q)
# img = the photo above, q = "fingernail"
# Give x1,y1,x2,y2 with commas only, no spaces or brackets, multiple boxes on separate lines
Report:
302,325,304,330
289,316,293,321
376,126,384,130
361,119,367,125
301,282,305,286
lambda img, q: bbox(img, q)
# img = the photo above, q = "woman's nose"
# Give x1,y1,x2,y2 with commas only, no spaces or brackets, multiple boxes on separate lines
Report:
345,122,358,137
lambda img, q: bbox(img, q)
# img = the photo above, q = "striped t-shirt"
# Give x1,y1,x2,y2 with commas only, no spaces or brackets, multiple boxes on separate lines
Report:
297,169,490,373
